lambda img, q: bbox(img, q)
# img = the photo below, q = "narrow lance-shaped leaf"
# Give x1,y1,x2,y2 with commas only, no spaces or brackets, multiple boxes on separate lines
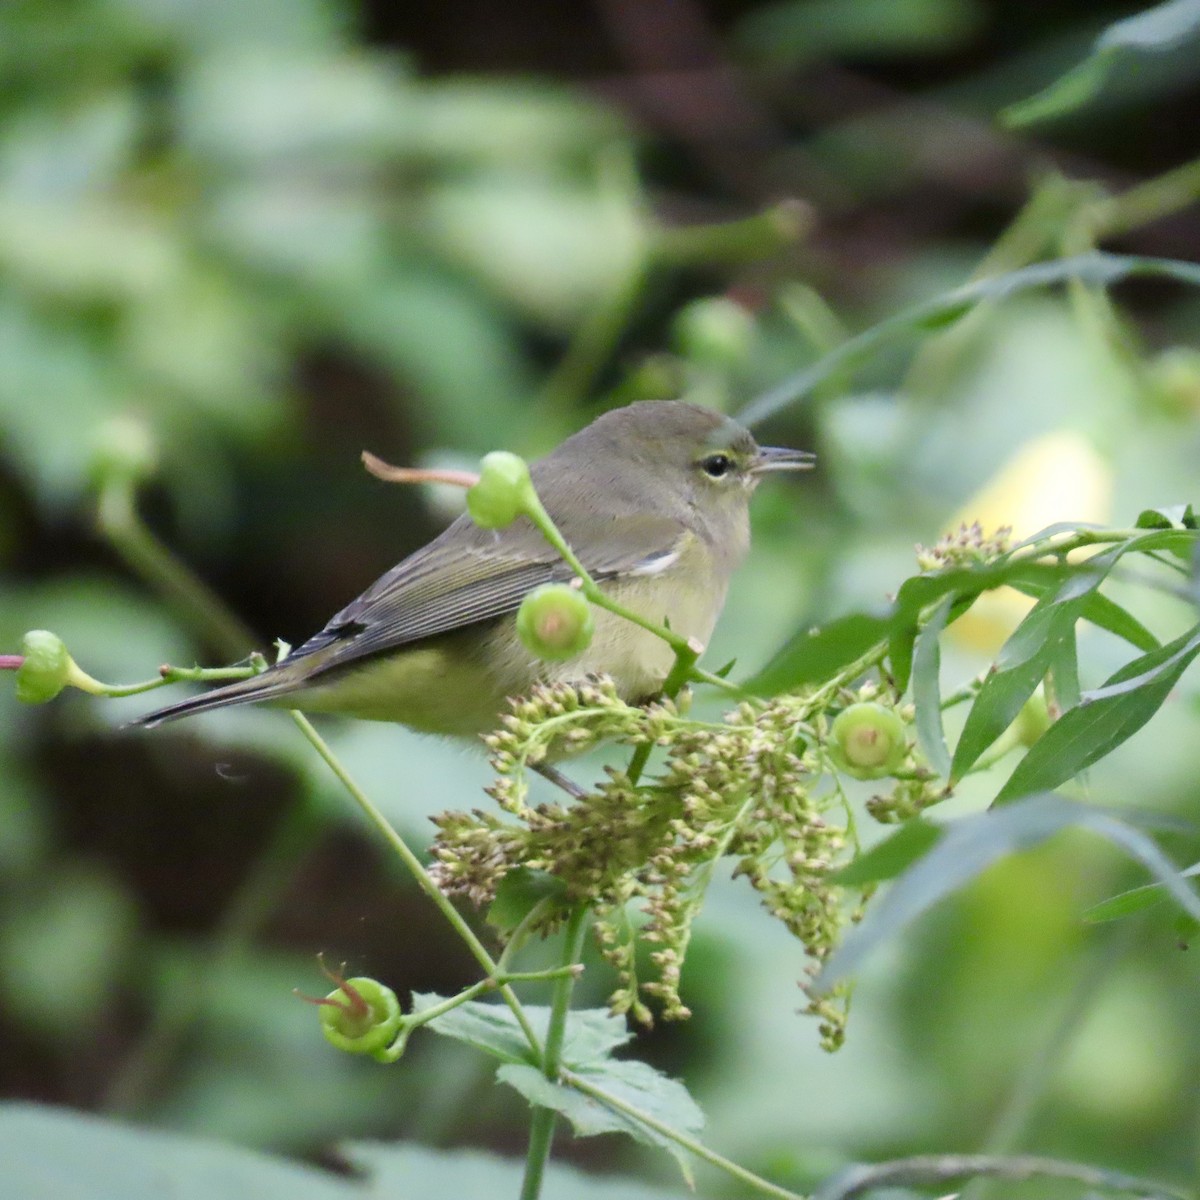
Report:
833,819,944,887
994,623,1200,804
951,541,1147,781
911,595,952,779
816,795,1200,991
1085,861,1200,924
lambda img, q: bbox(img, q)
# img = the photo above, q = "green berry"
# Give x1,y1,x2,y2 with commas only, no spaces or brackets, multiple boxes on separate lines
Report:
830,702,907,780
466,451,535,529
672,297,756,368
15,631,73,704
516,584,593,661
316,976,403,1056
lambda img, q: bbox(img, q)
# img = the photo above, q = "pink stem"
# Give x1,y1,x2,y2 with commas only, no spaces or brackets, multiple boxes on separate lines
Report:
0,656,23,671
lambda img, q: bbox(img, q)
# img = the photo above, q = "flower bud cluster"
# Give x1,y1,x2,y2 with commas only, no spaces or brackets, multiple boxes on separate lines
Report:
915,521,1012,572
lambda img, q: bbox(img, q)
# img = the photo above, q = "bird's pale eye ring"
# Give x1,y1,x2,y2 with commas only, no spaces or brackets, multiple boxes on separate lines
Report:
699,452,734,479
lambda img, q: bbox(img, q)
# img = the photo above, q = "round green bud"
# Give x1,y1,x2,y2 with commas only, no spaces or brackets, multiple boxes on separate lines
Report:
671,297,756,368
317,976,404,1056
516,584,593,661
15,631,72,704
829,702,907,780
466,451,535,529
90,415,159,487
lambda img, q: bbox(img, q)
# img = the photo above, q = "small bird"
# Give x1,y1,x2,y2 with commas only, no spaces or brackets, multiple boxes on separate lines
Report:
135,401,813,735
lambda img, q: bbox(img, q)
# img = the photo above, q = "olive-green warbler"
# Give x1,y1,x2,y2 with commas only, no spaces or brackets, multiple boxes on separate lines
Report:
136,401,813,733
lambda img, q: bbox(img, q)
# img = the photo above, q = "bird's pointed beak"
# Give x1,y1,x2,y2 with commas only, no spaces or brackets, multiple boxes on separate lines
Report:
751,446,816,474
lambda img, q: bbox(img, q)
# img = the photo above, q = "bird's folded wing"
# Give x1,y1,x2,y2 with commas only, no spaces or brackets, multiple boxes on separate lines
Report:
290,514,691,676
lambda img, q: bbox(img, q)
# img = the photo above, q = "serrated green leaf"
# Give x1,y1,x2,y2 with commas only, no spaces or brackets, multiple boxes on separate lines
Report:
911,595,952,779
833,819,944,886
995,623,1200,803
739,253,1200,426
497,1060,703,1179
415,996,632,1068
817,795,1200,990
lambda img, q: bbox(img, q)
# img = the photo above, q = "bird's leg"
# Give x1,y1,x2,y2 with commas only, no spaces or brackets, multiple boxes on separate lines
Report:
533,762,588,800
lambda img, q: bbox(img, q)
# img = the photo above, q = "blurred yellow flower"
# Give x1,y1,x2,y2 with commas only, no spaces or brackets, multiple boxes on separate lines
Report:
945,431,1112,654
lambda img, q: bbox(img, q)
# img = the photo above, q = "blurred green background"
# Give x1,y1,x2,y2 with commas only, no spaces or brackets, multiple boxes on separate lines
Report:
2,0,1200,1194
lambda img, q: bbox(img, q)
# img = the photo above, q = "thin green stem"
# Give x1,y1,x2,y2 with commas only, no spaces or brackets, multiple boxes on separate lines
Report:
96,478,257,659
521,492,743,698
89,664,257,699
1089,155,1200,241
288,712,543,1055
520,906,590,1200
652,202,809,268
562,1071,806,1200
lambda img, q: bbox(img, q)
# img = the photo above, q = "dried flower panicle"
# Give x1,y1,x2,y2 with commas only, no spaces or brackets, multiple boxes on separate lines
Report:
428,675,942,1050
915,522,1012,572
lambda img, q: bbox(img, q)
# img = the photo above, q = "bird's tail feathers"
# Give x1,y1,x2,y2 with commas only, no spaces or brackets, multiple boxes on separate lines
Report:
130,671,300,729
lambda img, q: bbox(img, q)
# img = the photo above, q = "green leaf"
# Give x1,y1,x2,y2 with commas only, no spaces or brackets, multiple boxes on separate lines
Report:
415,996,632,1068
951,548,1127,781
833,819,944,886
1003,0,1200,127
1074,593,1161,653
739,253,1200,426
486,868,567,935
1137,503,1198,530
817,795,1200,990
0,1102,694,1200
750,559,1068,698
347,1138,693,1199
498,1060,704,1177
1009,574,1161,653
1048,623,1081,712
995,623,1200,803
0,1102,352,1200
911,595,953,779
745,611,891,695
1083,861,1200,923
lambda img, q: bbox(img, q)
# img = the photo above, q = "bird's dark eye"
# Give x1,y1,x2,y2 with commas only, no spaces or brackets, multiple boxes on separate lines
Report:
699,453,734,478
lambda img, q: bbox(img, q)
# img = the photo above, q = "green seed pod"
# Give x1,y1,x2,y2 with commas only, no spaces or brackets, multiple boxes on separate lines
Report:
516,584,594,661
15,631,73,704
316,976,404,1056
466,451,535,529
671,297,756,368
830,702,907,780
